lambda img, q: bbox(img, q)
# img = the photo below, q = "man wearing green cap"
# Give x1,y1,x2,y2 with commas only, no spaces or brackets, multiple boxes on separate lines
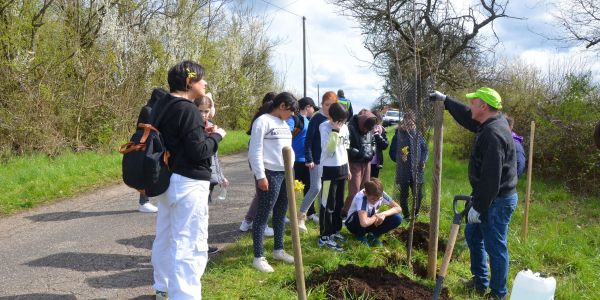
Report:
430,88,518,300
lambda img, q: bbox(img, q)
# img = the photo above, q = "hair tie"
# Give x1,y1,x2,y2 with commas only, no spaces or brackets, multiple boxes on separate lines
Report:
185,67,197,79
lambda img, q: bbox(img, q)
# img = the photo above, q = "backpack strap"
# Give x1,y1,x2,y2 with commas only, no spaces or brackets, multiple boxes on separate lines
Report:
151,95,186,129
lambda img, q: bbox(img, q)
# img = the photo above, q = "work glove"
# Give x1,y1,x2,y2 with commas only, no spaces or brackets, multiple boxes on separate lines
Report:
467,207,481,224
429,91,447,102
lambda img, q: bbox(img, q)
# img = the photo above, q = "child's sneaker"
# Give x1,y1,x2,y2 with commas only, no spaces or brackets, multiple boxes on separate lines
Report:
356,235,370,246
252,257,274,273
297,213,308,232
239,220,253,232
369,236,383,247
273,249,294,264
155,290,168,300
331,232,345,242
264,225,274,237
318,236,344,252
308,214,319,225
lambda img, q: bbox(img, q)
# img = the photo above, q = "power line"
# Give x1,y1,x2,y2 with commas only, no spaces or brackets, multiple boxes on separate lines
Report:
258,0,303,18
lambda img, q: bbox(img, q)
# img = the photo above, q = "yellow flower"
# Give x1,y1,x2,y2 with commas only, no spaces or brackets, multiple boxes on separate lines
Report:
294,180,305,192
185,67,197,79
401,146,409,156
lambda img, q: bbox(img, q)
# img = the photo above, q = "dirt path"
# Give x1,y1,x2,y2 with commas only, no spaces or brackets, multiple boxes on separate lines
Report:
0,152,253,299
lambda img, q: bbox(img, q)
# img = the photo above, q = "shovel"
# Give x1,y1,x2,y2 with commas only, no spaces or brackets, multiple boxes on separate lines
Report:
432,195,472,300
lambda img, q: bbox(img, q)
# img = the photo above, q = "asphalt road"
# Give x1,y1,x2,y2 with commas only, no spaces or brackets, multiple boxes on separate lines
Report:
0,152,254,299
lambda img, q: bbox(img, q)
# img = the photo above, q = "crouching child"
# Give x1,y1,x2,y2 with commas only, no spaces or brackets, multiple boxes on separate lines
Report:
344,178,402,247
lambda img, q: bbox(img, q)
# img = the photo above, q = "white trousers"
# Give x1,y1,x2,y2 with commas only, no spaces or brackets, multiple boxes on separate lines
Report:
152,173,210,300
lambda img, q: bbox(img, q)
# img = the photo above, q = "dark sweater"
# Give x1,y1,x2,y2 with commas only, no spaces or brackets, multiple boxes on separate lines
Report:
445,96,517,214
304,112,328,164
152,93,222,181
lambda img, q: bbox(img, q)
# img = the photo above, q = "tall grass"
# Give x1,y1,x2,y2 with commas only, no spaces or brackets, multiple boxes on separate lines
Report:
0,130,249,215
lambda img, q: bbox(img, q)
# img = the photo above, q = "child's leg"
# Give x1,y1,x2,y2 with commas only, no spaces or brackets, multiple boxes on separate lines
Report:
271,175,289,251
398,182,410,218
414,182,424,217
371,214,403,237
319,179,338,237
139,193,149,205
244,187,260,222
344,212,367,238
370,164,380,178
343,162,363,215
300,164,322,214
208,183,217,203
252,171,285,258
333,178,346,234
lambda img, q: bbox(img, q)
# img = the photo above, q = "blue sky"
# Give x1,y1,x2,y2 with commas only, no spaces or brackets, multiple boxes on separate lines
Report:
245,0,600,111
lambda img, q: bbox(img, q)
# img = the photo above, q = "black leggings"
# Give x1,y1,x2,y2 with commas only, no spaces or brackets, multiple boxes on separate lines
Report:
398,181,423,218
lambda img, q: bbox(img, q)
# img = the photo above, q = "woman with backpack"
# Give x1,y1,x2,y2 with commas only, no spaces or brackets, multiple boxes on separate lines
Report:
151,61,226,299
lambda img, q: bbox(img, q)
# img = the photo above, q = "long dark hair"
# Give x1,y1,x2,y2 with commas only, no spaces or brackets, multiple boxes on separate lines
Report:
268,92,298,113
247,92,278,135
167,61,205,92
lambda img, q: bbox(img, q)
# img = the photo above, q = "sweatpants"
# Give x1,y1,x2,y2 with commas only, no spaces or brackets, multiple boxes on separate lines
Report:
152,173,210,299
343,162,370,215
319,178,346,237
299,164,322,215
294,161,316,216
252,170,288,258
397,181,423,219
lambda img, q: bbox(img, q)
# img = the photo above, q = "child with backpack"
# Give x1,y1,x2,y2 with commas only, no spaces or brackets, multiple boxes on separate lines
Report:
345,177,402,247
248,92,298,272
317,102,351,251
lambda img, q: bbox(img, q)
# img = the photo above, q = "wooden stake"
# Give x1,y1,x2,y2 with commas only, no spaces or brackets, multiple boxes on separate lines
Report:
522,121,535,241
282,146,307,300
427,101,444,280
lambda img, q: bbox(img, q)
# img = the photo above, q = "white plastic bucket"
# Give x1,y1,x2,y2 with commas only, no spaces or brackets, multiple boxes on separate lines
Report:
510,269,556,300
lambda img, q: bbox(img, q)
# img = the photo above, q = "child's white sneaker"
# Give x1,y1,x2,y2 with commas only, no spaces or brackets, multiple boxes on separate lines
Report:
239,220,253,232
297,213,308,232
308,214,319,225
252,257,274,273
264,225,274,237
273,249,295,264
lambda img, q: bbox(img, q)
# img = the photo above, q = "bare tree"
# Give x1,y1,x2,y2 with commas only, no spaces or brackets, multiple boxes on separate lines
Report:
553,0,600,49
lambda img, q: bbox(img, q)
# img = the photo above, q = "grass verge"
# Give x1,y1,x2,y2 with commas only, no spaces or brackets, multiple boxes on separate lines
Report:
0,130,249,215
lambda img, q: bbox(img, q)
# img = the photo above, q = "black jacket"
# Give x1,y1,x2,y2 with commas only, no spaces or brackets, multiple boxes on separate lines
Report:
347,115,376,163
445,96,517,214
152,93,222,181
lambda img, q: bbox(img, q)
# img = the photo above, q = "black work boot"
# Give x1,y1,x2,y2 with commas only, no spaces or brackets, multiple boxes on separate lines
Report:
460,277,486,296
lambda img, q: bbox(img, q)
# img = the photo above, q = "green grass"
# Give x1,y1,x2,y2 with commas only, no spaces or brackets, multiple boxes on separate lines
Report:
202,135,600,300
0,130,249,215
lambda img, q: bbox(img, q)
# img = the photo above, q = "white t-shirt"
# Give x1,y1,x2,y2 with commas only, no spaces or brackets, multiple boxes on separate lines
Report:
319,121,350,167
347,189,393,217
248,113,294,179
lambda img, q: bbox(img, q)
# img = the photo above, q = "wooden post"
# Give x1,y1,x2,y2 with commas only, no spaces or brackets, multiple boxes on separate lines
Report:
427,101,444,280
283,146,307,300
522,121,535,241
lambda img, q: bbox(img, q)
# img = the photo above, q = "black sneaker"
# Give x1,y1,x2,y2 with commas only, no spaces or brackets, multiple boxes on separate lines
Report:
460,277,486,295
484,293,504,300
318,236,344,252
208,246,219,254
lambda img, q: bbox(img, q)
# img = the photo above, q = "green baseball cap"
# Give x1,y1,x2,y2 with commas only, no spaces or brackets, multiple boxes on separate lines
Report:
466,87,502,110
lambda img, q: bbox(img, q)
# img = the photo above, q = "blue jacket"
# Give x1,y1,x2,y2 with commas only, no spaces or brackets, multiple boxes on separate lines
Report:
304,112,328,164
390,128,428,184
292,115,309,162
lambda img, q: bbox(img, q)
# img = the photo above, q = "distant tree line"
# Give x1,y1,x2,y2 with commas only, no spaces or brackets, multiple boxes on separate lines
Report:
0,0,278,158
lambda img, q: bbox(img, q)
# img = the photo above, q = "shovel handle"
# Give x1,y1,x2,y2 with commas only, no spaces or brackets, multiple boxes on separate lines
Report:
452,195,472,224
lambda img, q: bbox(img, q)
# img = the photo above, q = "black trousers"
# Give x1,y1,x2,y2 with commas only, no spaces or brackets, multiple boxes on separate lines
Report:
397,181,423,219
319,178,345,237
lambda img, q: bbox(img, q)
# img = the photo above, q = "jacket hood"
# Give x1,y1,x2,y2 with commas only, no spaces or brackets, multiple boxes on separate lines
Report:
511,131,523,144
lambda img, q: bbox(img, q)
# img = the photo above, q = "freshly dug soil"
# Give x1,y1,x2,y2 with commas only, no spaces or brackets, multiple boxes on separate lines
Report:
306,264,450,300
392,222,447,252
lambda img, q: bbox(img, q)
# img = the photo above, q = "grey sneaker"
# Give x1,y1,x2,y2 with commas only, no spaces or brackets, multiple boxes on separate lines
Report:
331,232,345,242
156,290,168,300
318,236,344,251
273,249,294,264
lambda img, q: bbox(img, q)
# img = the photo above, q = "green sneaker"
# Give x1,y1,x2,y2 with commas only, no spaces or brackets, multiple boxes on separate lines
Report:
369,236,383,247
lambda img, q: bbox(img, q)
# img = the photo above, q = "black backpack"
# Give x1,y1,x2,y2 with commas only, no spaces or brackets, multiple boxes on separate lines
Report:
119,90,180,197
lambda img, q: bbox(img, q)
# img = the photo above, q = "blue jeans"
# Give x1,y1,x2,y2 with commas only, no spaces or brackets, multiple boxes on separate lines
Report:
345,212,402,238
465,193,518,298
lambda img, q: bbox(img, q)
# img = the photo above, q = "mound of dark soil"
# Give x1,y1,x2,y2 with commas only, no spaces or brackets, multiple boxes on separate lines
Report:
306,264,450,300
392,222,447,252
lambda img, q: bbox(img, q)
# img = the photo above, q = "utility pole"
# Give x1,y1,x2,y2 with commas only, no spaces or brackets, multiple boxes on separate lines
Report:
303,16,307,98
317,84,320,101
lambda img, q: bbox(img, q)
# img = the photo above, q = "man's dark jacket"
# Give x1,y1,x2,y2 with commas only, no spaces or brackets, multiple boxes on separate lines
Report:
444,96,517,214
